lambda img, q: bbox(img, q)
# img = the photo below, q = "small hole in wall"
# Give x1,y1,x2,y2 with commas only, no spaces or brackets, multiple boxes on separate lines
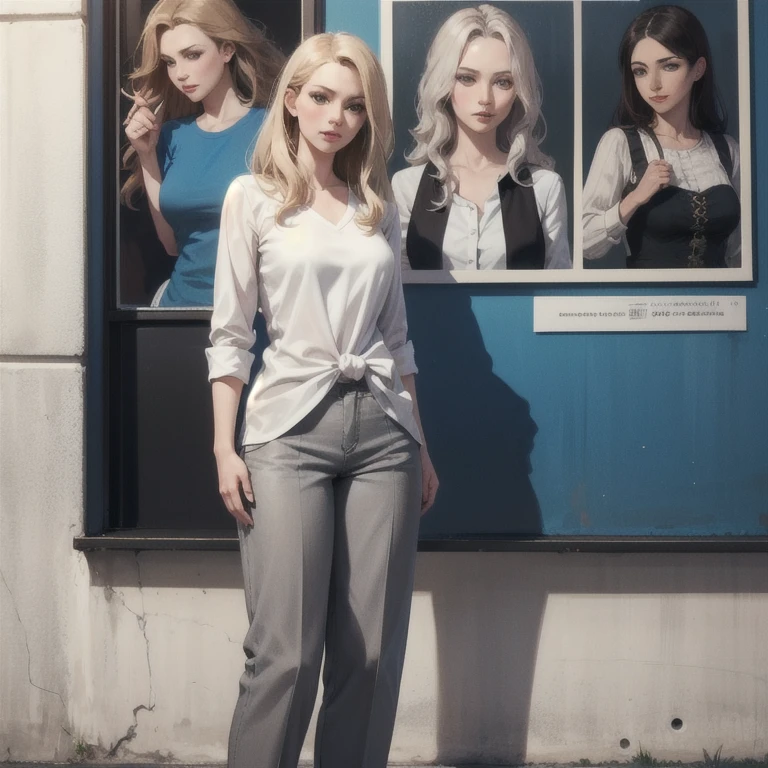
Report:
620,739,630,750
671,718,683,730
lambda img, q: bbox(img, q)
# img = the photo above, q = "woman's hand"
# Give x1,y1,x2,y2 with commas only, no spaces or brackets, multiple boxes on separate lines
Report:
215,449,254,527
619,159,672,224
632,159,672,205
419,445,439,514
124,94,162,158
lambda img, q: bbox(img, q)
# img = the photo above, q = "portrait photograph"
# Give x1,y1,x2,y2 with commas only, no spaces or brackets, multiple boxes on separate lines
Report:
382,0,752,284
580,0,752,281
383,0,575,283
116,0,315,308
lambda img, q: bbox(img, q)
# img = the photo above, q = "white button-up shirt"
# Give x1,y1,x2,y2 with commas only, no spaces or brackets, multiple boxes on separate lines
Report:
582,127,741,265
207,175,421,445
392,164,572,271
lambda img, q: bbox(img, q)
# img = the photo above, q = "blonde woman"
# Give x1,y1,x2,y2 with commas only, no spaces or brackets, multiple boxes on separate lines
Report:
121,0,283,306
207,32,438,767
392,4,570,270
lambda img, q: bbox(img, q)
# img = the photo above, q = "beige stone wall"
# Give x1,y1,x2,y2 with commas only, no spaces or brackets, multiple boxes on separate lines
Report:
0,0,86,761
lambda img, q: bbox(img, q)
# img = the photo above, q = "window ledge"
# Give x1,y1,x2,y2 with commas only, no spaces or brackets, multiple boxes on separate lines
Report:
73,533,768,553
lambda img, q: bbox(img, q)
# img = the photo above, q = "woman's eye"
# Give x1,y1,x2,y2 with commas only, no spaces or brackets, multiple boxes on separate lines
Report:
186,52,201,60
347,103,365,114
495,78,513,90
310,92,328,104
632,68,646,78
456,74,475,85
663,63,680,72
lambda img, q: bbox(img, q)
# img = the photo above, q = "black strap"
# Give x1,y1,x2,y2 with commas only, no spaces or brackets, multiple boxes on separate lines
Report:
622,127,650,182
405,163,545,270
405,163,449,270
621,127,664,198
710,132,733,178
498,169,545,269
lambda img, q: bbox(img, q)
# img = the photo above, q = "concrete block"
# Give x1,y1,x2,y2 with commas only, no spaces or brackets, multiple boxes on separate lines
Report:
0,19,85,356
71,552,248,762
0,362,84,759
410,552,768,765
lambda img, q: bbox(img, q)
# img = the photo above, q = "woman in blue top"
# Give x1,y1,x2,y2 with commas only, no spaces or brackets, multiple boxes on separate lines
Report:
121,0,283,306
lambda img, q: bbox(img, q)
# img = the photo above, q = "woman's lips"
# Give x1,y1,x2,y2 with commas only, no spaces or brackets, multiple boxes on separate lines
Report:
473,112,494,123
650,95,668,103
182,85,198,93
320,131,341,142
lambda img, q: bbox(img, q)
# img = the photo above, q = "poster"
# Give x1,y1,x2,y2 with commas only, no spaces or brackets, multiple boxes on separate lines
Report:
382,0,752,283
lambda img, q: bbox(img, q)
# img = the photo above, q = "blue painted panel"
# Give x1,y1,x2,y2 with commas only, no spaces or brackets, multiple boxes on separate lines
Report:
325,0,768,538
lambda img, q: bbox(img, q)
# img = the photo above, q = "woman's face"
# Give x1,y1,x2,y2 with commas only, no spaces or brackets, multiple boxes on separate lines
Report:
285,62,368,156
450,35,517,137
159,23,233,103
630,37,705,118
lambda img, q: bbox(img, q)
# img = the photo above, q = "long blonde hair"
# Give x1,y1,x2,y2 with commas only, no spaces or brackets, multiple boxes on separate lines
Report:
407,4,553,206
252,33,393,232
120,0,284,208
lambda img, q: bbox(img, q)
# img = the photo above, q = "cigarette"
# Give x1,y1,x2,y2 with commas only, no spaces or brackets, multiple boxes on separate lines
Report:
153,100,164,115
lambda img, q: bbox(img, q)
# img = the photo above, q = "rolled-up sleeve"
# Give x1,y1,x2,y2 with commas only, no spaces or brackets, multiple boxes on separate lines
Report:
206,178,260,383
377,202,418,376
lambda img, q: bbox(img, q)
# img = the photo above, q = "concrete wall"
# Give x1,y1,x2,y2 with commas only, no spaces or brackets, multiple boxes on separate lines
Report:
0,0,85,761
1,0,767,764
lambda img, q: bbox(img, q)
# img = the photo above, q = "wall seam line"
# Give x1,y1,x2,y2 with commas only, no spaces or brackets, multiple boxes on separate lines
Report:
0,13,83,22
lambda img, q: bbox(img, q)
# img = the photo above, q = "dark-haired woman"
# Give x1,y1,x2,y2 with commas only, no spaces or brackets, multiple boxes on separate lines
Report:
582,4,740,268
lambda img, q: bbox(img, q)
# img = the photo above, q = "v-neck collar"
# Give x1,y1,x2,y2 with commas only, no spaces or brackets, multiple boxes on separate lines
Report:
306,190,357,230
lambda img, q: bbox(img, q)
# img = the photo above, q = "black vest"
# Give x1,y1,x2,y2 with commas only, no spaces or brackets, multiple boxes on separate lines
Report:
405,162,546,269
621,128,740,269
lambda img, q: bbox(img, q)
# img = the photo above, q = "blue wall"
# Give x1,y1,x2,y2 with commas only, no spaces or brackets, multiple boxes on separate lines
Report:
328,0,768,538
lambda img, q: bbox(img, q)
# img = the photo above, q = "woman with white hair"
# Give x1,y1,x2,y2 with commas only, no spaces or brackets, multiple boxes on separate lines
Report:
392,4,571,271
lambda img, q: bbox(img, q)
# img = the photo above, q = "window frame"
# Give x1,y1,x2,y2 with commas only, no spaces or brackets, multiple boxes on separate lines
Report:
84,0,323,539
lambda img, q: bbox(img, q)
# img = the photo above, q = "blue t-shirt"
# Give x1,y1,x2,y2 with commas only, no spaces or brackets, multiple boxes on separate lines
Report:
156,108,265,307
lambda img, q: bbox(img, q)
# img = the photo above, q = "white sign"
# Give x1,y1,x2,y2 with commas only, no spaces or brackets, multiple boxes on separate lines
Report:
534,296,747,333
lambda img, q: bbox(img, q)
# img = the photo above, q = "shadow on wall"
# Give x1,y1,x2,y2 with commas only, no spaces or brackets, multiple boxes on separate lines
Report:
404,286,544,763
413,552,768,765
405,287,542,538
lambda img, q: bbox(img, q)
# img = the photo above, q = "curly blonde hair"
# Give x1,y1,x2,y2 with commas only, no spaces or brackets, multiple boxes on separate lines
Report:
120,0,284,208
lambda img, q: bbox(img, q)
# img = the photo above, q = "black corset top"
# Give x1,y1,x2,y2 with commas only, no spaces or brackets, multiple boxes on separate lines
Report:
621,128,740,269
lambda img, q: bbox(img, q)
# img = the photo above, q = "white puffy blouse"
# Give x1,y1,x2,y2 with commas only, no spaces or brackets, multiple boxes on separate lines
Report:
206,175,421,445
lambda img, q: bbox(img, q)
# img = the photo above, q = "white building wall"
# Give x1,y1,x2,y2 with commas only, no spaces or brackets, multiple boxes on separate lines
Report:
0,2,766,765
0,0,86,761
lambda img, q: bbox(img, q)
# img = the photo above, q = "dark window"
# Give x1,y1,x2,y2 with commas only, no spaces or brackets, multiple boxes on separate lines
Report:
87,0,319,536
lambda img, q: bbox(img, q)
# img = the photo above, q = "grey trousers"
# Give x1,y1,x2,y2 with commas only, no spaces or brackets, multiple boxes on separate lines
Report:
229,382,422,768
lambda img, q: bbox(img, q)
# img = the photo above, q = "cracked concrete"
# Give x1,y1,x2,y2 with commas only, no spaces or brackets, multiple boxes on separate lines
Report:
0,567,66,710
72,552,247,761
92,557,156,759
107,704,157,758
0,362,83,760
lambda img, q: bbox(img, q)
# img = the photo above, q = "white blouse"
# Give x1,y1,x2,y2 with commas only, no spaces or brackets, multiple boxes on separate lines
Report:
582,127,741,264
391,164,572,271
206,175,421,445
